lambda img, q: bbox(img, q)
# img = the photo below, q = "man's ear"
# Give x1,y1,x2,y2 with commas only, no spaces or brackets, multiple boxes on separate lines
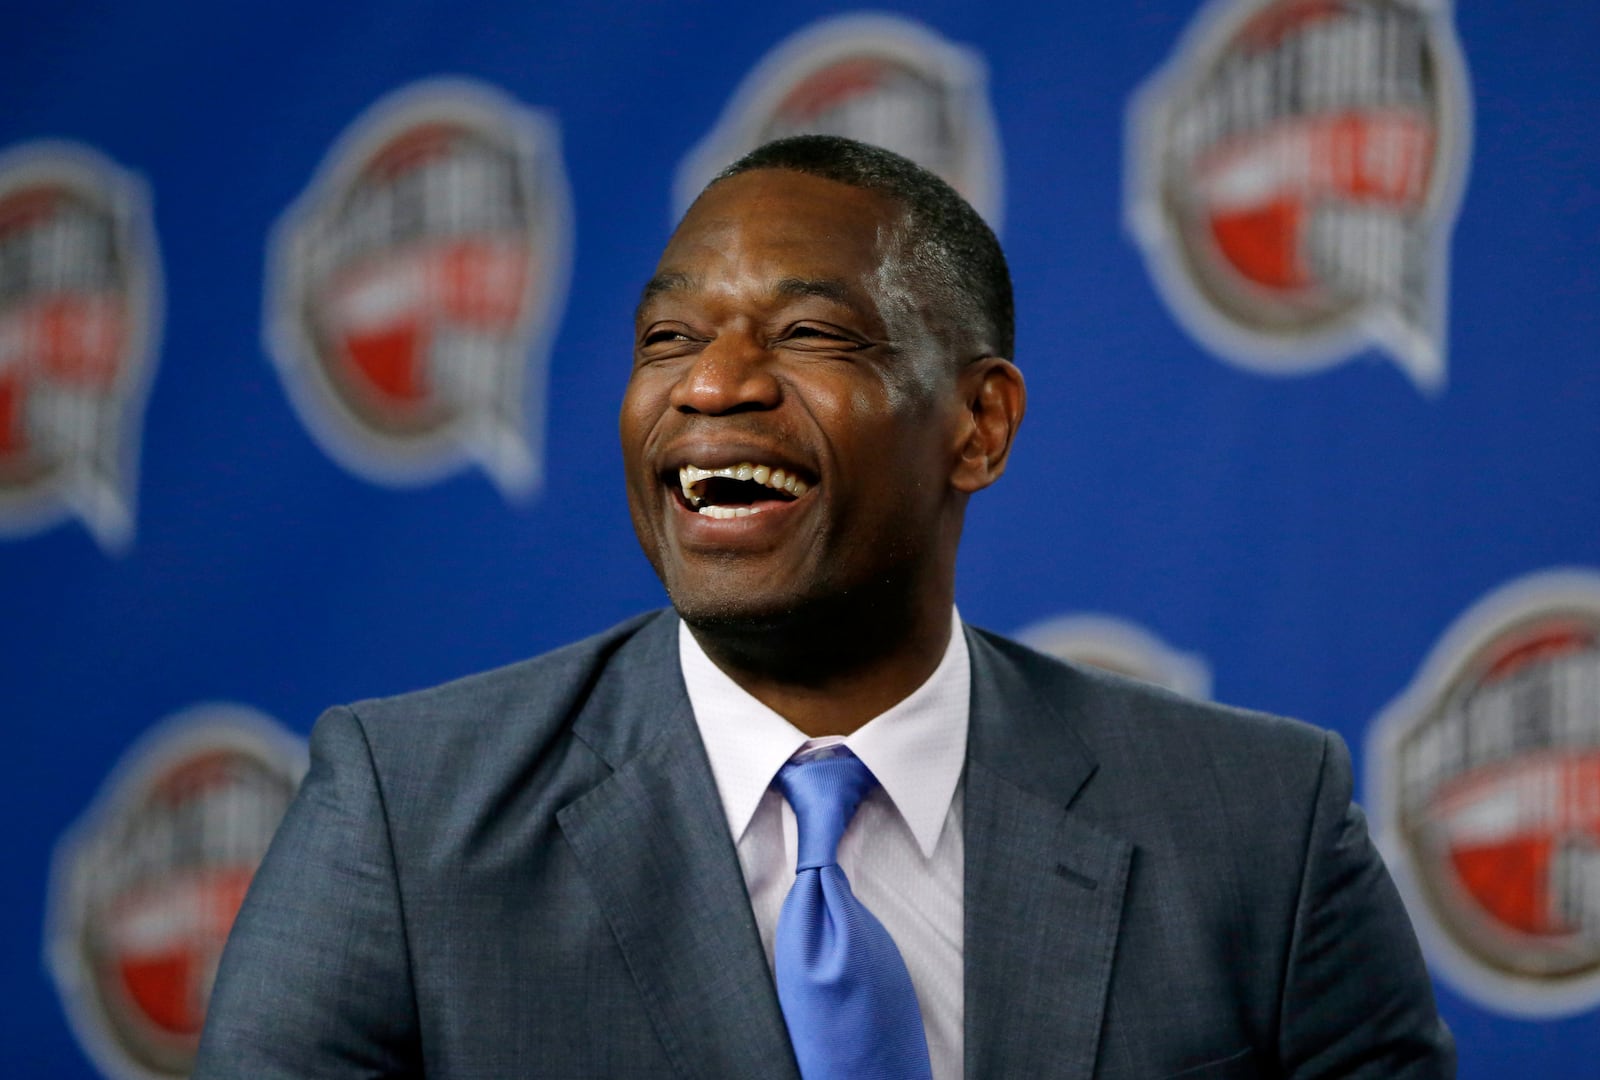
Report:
950,358,1026,494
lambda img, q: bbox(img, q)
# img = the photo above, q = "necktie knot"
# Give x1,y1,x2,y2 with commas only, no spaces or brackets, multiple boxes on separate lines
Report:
776,748,879,871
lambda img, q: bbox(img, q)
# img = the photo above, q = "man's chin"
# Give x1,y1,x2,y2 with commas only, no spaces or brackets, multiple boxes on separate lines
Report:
668,587,803,638
667,572,890,642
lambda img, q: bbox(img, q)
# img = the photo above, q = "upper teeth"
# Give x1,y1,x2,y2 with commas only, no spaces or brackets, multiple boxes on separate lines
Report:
679,461,809,512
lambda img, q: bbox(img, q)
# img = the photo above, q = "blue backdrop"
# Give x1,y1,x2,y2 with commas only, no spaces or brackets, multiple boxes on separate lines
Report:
5,3,1596,1077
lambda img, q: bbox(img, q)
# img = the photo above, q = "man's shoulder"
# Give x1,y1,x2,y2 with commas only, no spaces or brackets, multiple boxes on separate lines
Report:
967,623,1335,779
337,609,676,750
968,622,1350,872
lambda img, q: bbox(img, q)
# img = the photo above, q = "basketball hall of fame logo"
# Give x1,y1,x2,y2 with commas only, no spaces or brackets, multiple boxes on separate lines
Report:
46,704,306,1079
0,141,161,552
674,13,1004,228
1369,569,1600,1016
1015,612,1213,700
266,79,572,498
1127,0,1471,392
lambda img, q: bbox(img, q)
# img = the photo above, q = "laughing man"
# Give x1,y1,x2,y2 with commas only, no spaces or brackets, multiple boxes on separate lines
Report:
198,135,1454,1079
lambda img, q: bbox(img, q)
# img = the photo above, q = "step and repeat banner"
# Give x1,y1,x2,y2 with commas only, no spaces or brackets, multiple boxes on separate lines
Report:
4,2,1596,1077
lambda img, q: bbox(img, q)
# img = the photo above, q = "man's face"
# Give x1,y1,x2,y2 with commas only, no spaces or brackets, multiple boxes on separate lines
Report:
621,168,969,629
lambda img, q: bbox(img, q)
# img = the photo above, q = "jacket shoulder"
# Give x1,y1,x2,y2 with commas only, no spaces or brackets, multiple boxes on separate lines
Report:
349,610,665,732
968,625,1337,802
329,610,677,796
973,625,1327,735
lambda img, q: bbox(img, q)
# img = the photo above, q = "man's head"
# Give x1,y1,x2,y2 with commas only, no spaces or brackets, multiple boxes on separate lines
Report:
620,136,1024,653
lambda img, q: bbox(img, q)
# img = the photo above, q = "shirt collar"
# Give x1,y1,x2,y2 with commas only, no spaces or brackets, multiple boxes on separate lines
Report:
680,610,970,859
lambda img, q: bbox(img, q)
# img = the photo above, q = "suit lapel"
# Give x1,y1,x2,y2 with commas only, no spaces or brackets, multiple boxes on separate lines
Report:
963,628,1133,1080
557,615,800,1080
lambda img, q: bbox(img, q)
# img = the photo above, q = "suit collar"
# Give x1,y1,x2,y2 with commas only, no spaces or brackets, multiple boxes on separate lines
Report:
568,608,684,769
963,623,1099,807
963,625,1133,1080
560,610,801,1080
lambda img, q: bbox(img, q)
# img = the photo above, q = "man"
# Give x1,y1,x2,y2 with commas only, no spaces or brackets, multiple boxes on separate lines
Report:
197,135,1454,1078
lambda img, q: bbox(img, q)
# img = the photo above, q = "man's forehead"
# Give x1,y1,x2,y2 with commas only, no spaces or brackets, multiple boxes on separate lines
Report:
637,272,860,310
670,170,906,252
697,166,900,212
633,170,922,325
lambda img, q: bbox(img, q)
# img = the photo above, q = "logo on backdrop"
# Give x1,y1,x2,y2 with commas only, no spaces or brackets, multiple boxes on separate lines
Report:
267,79,572,498
0,141,161,552
675,13,1004,228
1015,612,1212,700
1369,569,1600,1016
47,704,306,1079
1127,0,1471,392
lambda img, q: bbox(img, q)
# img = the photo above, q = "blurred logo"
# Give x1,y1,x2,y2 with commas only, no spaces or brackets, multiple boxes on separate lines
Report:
47,704,306,1079
267,79,572,497
1015,612,1212,699
0,142,160,551
1128,0,1470,392
1370,569,1600,1016
675,13,1003,227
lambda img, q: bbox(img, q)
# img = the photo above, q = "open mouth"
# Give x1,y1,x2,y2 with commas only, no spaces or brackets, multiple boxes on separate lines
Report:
675,462,811,519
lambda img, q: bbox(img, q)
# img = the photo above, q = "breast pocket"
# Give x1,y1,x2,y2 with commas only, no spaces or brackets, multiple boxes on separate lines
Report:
1157,1046,1256,1079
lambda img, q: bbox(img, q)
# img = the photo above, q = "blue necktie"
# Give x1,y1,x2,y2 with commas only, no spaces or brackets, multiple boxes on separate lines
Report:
773,748,933,1080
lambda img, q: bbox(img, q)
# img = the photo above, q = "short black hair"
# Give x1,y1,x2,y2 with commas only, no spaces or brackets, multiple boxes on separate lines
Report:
711,134,1014,362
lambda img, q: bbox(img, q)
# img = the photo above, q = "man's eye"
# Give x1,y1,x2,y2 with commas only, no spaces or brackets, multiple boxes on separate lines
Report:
643,328,691,346
787,325,846,342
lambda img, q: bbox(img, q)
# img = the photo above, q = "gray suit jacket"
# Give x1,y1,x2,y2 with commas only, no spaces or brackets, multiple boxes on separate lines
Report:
196,611,1453,1078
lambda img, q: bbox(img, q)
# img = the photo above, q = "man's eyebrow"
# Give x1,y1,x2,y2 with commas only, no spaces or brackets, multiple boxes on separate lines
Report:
635,272,696,319
774,277,856,306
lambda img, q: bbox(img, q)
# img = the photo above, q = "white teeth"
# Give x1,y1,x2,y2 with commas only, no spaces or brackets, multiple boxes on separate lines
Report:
677,460,811,511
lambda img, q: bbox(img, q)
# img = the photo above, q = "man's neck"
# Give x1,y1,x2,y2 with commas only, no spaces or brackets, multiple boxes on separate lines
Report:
685,591,955,738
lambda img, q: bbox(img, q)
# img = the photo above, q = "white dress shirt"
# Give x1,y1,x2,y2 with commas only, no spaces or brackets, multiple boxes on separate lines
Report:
679,612,968,1080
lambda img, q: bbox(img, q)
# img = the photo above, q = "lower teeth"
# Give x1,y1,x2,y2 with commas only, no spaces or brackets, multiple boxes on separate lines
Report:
697,506,760,519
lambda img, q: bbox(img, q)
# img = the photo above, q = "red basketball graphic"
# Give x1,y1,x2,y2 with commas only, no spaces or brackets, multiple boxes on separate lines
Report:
0,143,160,550
1128,0,1470,390
48,706,305,1079
267,80,571,496
675,14,1003,229
1371,571,1600,1016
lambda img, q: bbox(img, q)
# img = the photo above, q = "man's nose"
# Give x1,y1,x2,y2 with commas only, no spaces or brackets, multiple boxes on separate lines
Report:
669,334,781,415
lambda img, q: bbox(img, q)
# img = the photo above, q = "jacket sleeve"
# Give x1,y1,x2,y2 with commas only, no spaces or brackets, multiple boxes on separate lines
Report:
194,705,421,1078
1278,731,1456,1079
